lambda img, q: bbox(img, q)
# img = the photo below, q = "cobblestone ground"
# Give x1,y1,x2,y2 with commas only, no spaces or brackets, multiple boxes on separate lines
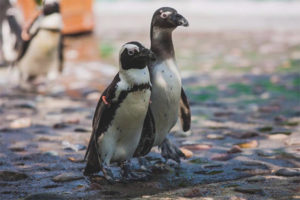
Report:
0,1,300,199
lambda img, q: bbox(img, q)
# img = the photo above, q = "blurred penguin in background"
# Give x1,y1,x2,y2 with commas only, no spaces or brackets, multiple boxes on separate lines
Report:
0,0,23,67
12,0,64,89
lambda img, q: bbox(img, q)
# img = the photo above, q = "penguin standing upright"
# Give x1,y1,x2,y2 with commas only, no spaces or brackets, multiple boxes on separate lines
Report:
84,42,155,182
16,0,64,85
1,0,23,66
136,7,191,164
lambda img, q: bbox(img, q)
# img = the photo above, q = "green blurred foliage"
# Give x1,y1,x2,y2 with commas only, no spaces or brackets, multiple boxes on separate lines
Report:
35,0,43,5
99,42,114,58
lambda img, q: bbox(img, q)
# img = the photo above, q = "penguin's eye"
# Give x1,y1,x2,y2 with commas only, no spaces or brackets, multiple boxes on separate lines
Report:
127,50,135,56
160,13,168,19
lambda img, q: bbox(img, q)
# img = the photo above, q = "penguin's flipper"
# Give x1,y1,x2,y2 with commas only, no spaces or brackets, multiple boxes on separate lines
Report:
84,137,101,175
133,107,156,157
22,11,41,40
84,100,110,175
16,14,41,62
5,11,22,49
58,34,64,72
179,87,191,132
84,74,120,175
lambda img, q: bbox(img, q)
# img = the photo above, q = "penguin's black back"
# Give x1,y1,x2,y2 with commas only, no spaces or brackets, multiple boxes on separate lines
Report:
6,15,22,50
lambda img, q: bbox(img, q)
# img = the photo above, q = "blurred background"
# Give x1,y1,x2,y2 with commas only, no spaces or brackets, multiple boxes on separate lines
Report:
0,0,299,199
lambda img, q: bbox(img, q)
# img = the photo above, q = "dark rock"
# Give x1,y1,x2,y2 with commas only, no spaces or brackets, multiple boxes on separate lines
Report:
24,193,66,200
246,175,266,182
13,101,36,110
256,149,274,157
274,115,287,123
227,145,242,154
275,168,300,177
235,185,264,195
258,126,273,132
214,111,234,117
206,170,224,175
0,170,29,181
9,146,26,152
270,130,292,135
61,107,87,113
240,131,259,139
227,131,259,139
53,123,68,129
74,127,90,132
204,164,223,169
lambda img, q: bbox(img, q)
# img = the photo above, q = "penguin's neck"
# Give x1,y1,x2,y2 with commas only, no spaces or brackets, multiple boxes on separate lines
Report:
151,26,175,60
120,67,150,87
40,13,62,30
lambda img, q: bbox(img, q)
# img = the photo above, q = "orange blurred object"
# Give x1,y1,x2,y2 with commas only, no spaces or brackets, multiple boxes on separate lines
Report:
17,0,94,34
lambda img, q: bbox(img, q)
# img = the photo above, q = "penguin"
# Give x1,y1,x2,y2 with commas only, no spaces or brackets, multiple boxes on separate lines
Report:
16,0,64,85
136,7,191,164
84,42,155,182
0,0,23,67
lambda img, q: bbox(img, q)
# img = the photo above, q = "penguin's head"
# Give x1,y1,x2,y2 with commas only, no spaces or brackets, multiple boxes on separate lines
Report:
151,7,189,29
119,41,155,70
43,0,60,15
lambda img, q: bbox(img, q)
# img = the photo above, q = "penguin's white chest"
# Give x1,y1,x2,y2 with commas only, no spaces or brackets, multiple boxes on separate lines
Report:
99,89,151,164
18,30,60,77
151,59,182,146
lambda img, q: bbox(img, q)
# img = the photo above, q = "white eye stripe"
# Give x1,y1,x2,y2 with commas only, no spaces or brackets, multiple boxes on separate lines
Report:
120,44,140,54
44,0,59,5
160,11,172,18
120,44,140,57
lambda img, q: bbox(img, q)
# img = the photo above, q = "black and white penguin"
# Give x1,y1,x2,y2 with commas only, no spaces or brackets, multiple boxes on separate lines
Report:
0,0,23,66
16,0,64,85
84,42,155,182
138,7,191,163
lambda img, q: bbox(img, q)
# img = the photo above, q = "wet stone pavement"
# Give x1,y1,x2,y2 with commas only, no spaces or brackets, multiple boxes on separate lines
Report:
0,58,299,200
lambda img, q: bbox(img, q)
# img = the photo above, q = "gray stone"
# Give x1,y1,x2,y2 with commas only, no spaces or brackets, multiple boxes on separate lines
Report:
256,149,274,157
52,172,83,182
44,151,59,157
275,168,300,177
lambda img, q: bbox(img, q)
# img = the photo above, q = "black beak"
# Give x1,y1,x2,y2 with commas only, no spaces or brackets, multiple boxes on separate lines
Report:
174,13,189,27
140,49,156,61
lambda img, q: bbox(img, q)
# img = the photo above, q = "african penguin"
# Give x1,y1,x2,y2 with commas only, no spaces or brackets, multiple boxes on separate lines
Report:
137,7,191,164
16,0,64,86
84,42,155,182
0,0,23,66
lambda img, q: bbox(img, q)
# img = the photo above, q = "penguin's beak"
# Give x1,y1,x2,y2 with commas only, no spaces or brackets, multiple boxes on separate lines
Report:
173,13,189,27
139,49,156,61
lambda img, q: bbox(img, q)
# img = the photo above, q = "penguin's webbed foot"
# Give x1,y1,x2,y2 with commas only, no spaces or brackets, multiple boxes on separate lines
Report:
138,157,152,174
102,164,117,184
160,138,186,164
121,161,149,182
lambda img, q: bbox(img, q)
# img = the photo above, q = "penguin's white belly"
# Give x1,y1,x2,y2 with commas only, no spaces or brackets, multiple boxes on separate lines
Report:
98,89,151,165
151,59,182,146
18,30,60,78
